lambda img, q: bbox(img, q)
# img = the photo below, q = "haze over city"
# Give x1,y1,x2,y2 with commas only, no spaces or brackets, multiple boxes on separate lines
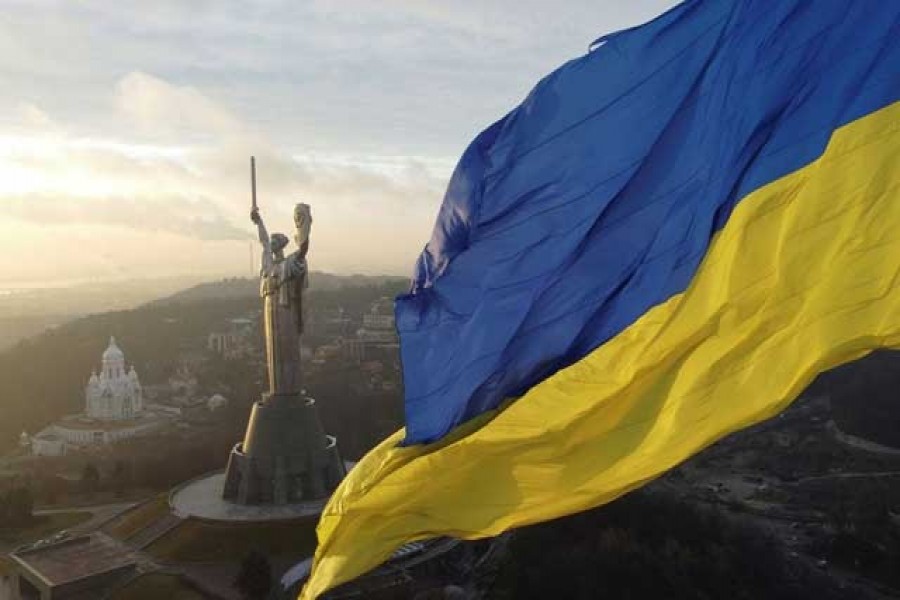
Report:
0,0,676,288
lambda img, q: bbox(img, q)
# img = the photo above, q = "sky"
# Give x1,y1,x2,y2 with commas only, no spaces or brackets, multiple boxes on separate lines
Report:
0,0,677,287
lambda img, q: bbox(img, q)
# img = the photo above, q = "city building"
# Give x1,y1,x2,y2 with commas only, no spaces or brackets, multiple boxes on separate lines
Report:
206,394,229,412
337,298,399,365
357,298,398,345
167,363,199,403
7,534,137,600
27,338,172,456
84,337,143,420
29,434,65,458
207,317,255,359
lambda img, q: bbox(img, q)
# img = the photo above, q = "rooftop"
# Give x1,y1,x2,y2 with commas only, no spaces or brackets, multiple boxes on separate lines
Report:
11,534,136,586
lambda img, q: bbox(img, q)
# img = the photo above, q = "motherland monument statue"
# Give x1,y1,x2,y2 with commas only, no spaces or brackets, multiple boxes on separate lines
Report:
253,199,310,395
223,157,345,505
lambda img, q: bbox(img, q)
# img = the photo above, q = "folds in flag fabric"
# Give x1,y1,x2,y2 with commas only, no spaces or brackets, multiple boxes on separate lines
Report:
302,0,900,597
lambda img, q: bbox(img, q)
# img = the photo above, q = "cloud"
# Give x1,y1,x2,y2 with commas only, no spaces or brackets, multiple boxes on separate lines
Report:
0,0,678,156
0,194,252,241
0,1,680,283
17,103,60,132
114,71,248,141
0,77,449,280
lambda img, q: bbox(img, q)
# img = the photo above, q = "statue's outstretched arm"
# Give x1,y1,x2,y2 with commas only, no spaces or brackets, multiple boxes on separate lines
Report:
251,209,269,245
251,208,273,272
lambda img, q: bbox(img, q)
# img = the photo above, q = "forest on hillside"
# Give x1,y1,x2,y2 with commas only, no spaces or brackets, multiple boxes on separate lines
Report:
0,276,407,454
823,350,900,448
488,490,858,600
4,276,900,599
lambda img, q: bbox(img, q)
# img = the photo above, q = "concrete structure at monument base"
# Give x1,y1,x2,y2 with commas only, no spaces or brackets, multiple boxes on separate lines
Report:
222,392,345,505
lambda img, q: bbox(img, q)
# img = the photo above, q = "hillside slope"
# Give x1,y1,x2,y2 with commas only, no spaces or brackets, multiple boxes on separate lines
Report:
0,275,406,453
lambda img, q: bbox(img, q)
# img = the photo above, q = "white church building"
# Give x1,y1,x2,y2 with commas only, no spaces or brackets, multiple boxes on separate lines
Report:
28,337,173,456
85,336,143,420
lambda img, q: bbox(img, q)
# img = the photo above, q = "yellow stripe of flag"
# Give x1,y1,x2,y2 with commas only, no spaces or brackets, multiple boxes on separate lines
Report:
302,101,900,599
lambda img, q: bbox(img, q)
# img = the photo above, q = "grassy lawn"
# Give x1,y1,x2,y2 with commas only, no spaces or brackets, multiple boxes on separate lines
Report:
0,555,13,576
0,511,91,547
147,516,318,563
103,494,169,540
109,573,207,600
38,487,165,510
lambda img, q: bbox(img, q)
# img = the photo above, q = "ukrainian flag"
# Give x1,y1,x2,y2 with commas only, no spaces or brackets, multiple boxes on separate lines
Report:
302,1,900,596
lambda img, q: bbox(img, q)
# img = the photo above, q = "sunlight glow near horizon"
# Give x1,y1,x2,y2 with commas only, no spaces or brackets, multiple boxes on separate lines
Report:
0,1,678,288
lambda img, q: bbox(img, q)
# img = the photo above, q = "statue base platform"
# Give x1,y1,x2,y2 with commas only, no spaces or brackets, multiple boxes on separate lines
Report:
172,471,326,521
222,393,345,505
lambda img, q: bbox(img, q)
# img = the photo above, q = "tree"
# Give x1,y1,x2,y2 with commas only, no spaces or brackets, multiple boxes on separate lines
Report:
111,460,131,497
0,485,34,527
8,486,34,521
38,475,66,506
80,463,100,496
234,550,272,600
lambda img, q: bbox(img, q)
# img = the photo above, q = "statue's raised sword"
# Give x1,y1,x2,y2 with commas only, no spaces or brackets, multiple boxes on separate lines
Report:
250,155,257,213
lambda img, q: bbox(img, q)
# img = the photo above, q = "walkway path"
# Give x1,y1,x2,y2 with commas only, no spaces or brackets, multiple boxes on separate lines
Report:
34,501,136,537
829,420,900,456
796,471,900,484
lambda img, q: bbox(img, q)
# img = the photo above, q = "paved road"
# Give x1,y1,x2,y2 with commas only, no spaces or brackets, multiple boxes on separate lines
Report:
33,501,137,536
34,501,135,517
828,420,900,455
796,471,900,484
0,501,136,554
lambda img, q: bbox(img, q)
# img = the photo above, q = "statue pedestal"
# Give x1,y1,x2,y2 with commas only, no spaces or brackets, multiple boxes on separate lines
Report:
222,393,345,505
